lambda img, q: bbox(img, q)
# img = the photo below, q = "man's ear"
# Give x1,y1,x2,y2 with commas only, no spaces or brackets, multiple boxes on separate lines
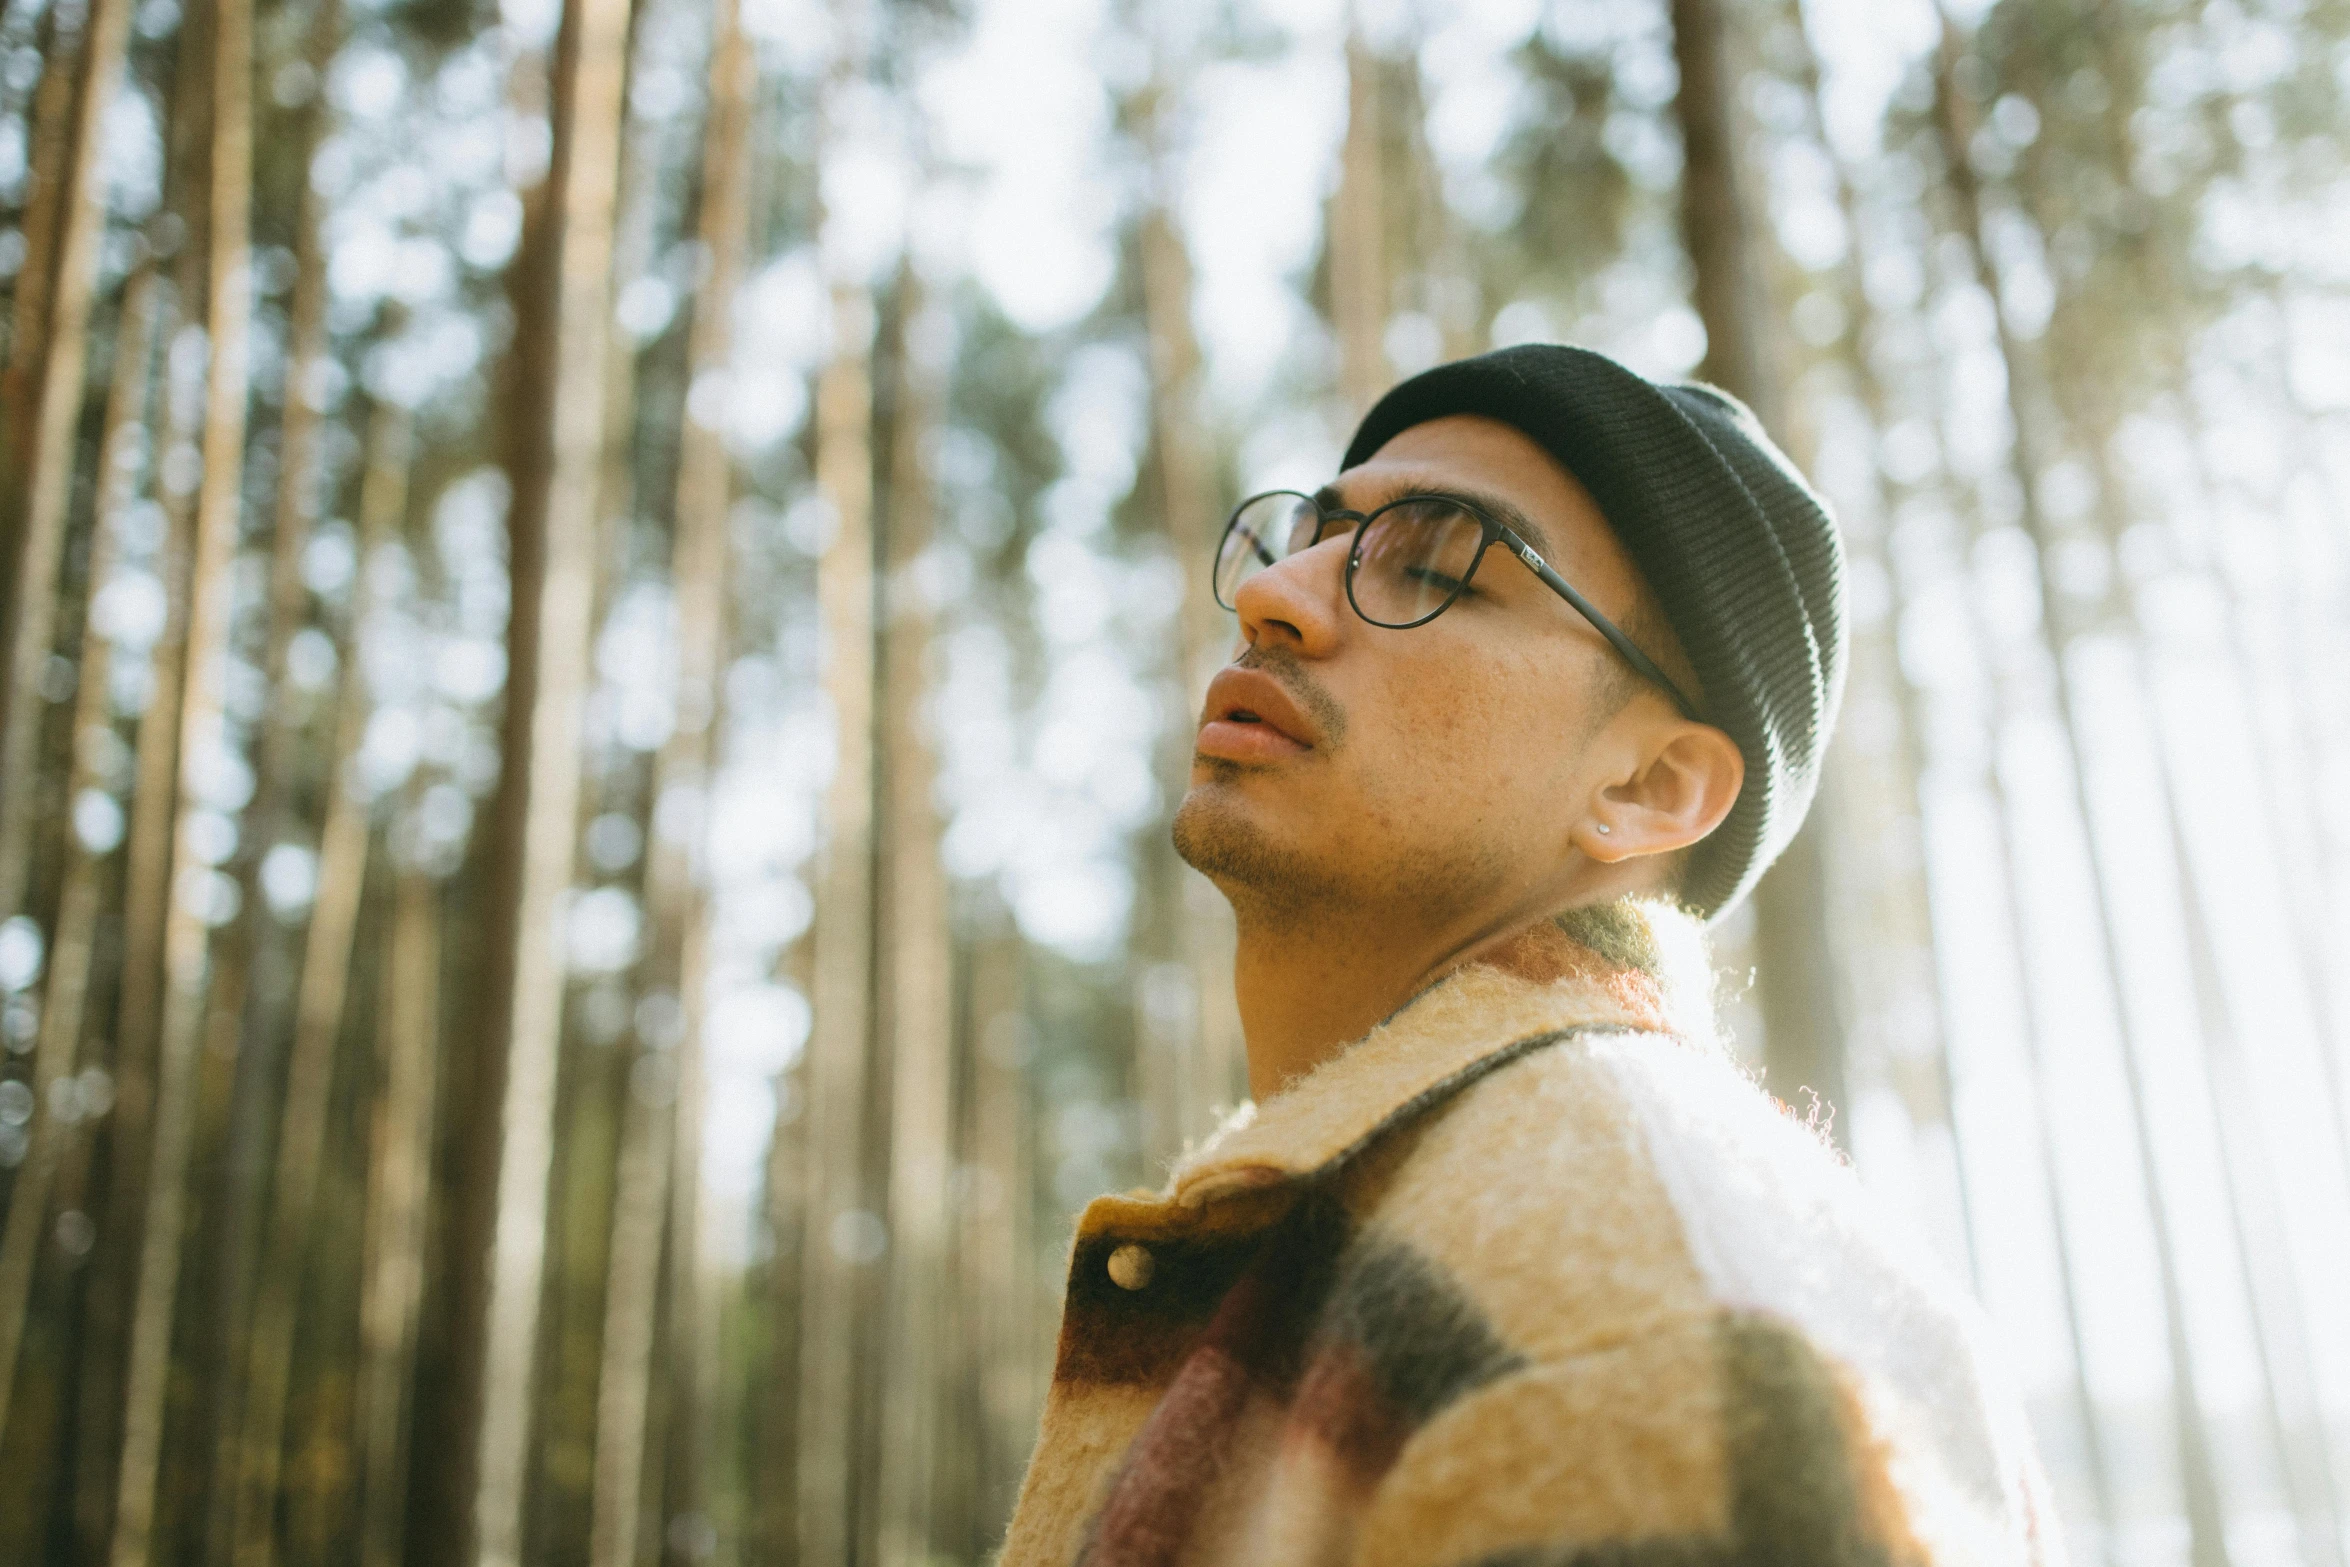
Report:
1580,722,1745,865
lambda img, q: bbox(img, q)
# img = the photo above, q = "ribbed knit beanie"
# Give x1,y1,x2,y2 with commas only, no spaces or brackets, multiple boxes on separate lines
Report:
1342,343,1846,921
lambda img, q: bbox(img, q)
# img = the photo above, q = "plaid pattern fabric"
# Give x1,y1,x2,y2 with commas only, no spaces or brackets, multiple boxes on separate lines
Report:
1000,903,2061,1567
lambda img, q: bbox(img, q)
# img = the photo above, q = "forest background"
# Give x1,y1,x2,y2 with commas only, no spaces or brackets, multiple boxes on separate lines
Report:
0,0,2346,1560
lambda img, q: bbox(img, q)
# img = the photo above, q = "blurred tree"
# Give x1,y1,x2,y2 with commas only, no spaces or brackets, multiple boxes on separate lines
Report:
112,0,258,1551
76,264,200,1563
1331,26,1390,418
205,2,345,1549
586,0,751,1556
1115,19,1245,1173
458,0,638,1556
1,3,83,421
1667,0,1852,1147
942,909,1036,1557
0,262,155,1442
1925,12,2229,1560
0,0,136,921
356,779,441,1567
230,396,403,1567
1954,3,2349,1553
1777,0,2118,1538
1321,30,1463,409
874,258,953,1567
799,6,883,1562
1484,29,1632,332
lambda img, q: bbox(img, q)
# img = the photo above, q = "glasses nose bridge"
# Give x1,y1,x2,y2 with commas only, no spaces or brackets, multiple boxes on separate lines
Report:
1314,503,1369,548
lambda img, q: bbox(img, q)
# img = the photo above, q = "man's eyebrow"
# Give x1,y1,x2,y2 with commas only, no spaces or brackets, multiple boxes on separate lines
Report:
1315,476,1558,557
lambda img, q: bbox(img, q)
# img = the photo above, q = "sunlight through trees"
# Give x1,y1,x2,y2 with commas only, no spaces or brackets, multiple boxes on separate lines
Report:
0,0,2345,1561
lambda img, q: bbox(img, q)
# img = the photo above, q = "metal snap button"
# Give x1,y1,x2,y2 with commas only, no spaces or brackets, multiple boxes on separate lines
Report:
1106,1243,1154,1291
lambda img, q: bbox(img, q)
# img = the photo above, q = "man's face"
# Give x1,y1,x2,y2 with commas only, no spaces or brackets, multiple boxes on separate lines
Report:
1171,414,1679,926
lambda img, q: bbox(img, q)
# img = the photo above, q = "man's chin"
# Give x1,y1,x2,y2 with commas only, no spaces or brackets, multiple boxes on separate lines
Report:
1171,787,1332,919
1171,786,1276,884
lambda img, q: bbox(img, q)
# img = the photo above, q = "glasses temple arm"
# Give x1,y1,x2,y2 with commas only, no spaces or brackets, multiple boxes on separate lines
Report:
1513,541,1705,723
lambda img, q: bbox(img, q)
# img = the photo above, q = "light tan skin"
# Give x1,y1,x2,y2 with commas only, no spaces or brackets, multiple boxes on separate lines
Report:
1171,415,1746,1101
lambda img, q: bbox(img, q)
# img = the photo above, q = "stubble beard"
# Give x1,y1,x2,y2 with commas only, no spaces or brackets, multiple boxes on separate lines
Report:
1174,646,1361,925
1172,644,1513,937
1170,766,1342,926
1171,763,1510,940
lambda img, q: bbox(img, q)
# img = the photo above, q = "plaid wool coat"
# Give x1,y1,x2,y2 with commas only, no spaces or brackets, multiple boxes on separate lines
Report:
1000,900,2060,1567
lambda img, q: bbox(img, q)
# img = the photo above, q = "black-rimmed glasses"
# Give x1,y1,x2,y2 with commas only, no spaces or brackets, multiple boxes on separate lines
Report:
1212,489,1703,721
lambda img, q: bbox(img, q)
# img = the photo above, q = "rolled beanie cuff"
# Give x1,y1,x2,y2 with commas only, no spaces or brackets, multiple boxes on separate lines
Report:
1343,345,1846,919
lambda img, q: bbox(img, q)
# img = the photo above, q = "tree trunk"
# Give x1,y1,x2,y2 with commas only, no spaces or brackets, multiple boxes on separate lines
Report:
751,932,808,1563
1131,65,1242,1164
1782,0,2119,1534
1330,30,1388,421
14,272,162,1539
469,0,635,1552
112,0,258,1545
659,902,720,1564
2048,23,2349,1538
799,0,881,1545
227,399,404,1567
956,915,1034,1550
1666,0,1849,1142
422,83,559,1567
586,0,750,1550
874,262,952,1567
197,3,342,1543
800,282,880,1559
73,19,217,1543
74,274,201,1561
0,264,157,1442
534,0,653,1540
0,0,137,923
356,794,442,1567
1926,16,2230,1562
0,0,86,495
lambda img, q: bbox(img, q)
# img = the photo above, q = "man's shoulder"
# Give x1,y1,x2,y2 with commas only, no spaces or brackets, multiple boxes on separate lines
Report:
1370,1022,1877,1263
1358,1024,1984,1365
1355,1021,1814,1240
1338,1025,1813,1357
1340,1027,2049,1564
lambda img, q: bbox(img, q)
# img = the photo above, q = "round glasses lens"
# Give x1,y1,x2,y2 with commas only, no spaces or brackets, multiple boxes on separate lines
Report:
1351,498,1487,626
1215,492,1323,607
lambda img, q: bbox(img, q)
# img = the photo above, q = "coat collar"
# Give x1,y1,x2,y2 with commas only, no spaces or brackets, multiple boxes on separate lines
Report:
1165,899,1708,1210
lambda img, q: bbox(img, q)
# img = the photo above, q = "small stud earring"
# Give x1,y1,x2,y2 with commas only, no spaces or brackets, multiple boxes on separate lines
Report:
1594,823,1611,836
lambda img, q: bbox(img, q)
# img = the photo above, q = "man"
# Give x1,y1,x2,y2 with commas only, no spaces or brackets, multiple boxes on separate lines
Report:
1001,345,2057,1565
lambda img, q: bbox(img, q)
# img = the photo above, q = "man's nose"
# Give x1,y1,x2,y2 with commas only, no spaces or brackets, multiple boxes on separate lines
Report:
1230,536,1349,658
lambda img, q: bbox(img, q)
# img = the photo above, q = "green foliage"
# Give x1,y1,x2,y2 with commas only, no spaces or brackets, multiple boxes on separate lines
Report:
943,287,1068,588
1490,30,1635,311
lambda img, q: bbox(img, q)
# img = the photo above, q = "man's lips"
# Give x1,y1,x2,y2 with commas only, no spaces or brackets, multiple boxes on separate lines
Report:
1196,666,1317,762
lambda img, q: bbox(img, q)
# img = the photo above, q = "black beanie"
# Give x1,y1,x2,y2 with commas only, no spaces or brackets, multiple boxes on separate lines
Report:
1342,343,1846,921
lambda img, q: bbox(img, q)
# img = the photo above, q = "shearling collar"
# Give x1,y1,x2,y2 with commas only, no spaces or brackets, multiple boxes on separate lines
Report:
1165,898,1710,1210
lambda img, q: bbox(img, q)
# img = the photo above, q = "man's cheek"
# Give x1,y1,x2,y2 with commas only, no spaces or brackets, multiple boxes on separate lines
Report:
1352,706,1485,835
1386,669,1506,752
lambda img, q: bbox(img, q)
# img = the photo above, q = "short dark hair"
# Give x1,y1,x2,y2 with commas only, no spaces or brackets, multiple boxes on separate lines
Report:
1584,578,1695,727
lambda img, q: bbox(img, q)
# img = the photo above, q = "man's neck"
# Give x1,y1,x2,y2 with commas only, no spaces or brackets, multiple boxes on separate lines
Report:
1231,897,1543,1101
1227,856,1678,1101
